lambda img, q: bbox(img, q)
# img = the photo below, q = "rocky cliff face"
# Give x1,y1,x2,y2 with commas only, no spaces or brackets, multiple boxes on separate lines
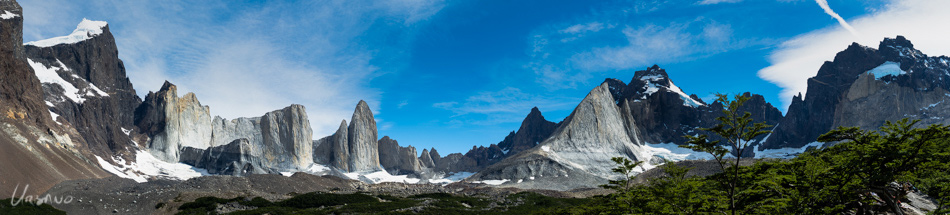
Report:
377,136,422,175
608,65,782,147
136,81,314,173
497,107,557,157
135,82,211,162
0,0,109,196
763,36,950,149
312,101,387,172
468,83,651,190
25,18,143,160
260,104,313,170
348,100,382,172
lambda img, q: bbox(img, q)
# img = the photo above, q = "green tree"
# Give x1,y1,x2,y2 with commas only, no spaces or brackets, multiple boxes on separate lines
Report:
600,157,644,214
817,119,950,214
682,93,772,215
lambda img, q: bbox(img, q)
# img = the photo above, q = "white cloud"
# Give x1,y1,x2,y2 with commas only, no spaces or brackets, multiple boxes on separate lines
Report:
19,0,444,137
758,0,950,110
560,22,605,35
814,0,859,36
698,0,742,4
528,19,742,89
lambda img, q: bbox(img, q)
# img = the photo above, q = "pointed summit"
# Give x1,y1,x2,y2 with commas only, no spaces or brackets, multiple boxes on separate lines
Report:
632,65,670,84
347,100,382,172
25,19,109,48
497,106,557,155
879,35,923,59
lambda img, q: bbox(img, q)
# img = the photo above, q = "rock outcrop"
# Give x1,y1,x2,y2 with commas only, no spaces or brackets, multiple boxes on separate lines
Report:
258,105,313,170
135,82,212,162
377,136,422,175
763,36,950,149
347,100,382,172
312,101,385,172
136,81,314,173
180,138,269,176
496,107,557,157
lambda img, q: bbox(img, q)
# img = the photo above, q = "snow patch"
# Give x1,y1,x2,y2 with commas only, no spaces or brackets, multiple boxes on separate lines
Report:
28,59,86,103
1,10,18,19
25,19,108,47
96,151,209,183
867,61,907,79
642,143,715,161
307,163,331,173
48,110,61,125
668,82,704,107
755,141,824,159
638,75,703,107
428,172,475,184
342,170,421,184
639,75,665,82
472,179,509,185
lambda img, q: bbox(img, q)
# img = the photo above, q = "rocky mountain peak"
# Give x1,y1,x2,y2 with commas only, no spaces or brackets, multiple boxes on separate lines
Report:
25,19,109,48
632,64,671,86
878,35,924,60
159,80,176,92
880,35,914,50
497,106,557,156
1,0,23,59
346,100,382,172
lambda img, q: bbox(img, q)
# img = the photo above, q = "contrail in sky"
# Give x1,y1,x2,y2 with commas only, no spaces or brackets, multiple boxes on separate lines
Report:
815,0,859,36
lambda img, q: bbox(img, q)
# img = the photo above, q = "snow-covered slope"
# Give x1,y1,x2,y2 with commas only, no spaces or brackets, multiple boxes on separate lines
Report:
25,19,107,47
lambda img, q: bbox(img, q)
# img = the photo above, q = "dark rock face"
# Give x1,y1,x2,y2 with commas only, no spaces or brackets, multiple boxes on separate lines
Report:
421,107,558,174
609,65,782,146
180,139,270,176
377,136,421,175
497,107,557,156
24,19,143,159
0,0,109,196
763,36,950,149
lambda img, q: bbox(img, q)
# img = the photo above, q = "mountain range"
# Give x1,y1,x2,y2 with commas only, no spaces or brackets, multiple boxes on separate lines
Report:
2,0,949,196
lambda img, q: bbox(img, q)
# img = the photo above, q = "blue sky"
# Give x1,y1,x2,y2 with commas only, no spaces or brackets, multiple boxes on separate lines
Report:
20,0,950,155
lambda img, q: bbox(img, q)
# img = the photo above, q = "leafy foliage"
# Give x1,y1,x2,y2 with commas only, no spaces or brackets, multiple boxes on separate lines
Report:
573,118,950,215
683,93,772,215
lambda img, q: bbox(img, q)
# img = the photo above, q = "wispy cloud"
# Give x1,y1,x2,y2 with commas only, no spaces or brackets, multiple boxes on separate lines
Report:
698,0,742,5
433,87,577,125
20,0,445,136
560,22,605,35
814,0,859,36
758,0,950,110
528,18,746,89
